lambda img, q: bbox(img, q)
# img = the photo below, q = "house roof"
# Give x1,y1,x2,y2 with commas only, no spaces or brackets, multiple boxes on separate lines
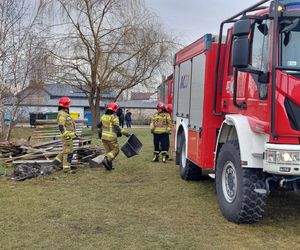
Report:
6,83,156,109
131,92,155,100
43,83,117,99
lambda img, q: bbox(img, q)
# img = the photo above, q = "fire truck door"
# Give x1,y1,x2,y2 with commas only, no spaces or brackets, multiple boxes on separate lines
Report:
188,54,206,164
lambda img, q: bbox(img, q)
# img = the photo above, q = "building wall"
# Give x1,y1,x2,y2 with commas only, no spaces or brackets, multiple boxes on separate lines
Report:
121,108,156,125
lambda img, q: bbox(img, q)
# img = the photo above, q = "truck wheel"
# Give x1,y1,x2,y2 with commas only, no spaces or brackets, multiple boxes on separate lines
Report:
216,140,267,223
178,133,202,180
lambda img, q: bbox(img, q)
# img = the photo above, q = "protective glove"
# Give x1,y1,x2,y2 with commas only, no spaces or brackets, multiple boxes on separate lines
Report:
62,131,75,140
117,131,122,137
125,133,131,138
98,132,102,139
62,131,72,143
68,131,76,137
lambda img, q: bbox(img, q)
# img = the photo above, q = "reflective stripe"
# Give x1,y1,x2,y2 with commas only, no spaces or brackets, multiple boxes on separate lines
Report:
107,152,114,158
103,133,116,138
103,130,116,135
154,128,168,133
55,157,62,163
155,127,167,130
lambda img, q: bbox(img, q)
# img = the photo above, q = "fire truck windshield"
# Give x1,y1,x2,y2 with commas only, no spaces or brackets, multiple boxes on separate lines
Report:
280,18,300,69
279,0,300,7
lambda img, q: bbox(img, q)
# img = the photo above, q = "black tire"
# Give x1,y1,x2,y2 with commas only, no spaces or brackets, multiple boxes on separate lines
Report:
178,133,202,180
216,140,267,223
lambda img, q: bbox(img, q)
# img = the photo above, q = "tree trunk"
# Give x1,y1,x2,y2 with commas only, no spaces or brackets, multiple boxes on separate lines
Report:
6,103,19,141
89,99,100,134
0,111,6,141
5,121,14,141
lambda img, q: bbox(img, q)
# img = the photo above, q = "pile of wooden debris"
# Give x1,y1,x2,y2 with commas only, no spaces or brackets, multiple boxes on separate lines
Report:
0,119,103,180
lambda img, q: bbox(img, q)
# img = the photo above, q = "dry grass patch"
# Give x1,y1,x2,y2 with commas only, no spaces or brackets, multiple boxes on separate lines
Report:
0,128,299,249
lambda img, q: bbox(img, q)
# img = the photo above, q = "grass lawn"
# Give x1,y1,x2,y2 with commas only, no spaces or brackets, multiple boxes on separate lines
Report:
0,128,300,249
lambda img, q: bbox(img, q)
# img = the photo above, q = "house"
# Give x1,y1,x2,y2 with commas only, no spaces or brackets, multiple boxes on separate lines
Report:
5,83,161,125
5,83,117,119
130,92,156,101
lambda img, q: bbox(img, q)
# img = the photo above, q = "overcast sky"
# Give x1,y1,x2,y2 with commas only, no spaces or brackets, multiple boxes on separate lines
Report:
144,0,261,45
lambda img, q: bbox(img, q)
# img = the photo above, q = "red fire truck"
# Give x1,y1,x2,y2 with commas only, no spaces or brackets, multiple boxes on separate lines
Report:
158,74,173,105
173,0,300,223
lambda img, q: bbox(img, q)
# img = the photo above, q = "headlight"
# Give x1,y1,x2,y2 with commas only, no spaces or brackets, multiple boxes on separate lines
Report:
266,150,276,163
266,150,300,165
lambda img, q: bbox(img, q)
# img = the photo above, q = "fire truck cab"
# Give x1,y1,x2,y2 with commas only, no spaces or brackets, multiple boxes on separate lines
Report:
173,0,300,223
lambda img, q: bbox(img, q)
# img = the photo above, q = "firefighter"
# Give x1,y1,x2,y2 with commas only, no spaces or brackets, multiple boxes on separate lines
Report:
165,104,173,160
150,102,172,163
52,97,77,173
98,102,130,171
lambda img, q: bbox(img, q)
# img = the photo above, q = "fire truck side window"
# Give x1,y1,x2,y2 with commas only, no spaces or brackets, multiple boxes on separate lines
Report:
250,20,271,72
227,29,234,76
280,19,300,68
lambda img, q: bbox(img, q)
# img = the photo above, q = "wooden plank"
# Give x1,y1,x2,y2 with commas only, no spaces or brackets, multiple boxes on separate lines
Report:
21,146,54,153
32,129,83,134
32,132,83,137
35,125,86,130
31,139,61,148
30,138,87,148
12,159,54,165
5,152,58,163
36,119,87,125
12,159,79,165
31,134,82,140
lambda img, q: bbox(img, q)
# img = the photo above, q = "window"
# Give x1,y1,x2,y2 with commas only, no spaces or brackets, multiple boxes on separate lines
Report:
280,20,300,68
227,29,234,76
251,20,271,72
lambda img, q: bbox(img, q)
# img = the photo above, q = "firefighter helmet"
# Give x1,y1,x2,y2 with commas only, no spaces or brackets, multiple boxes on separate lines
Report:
166,104,172,113
156,102,165,110
106,102,119,112
58,97,71,108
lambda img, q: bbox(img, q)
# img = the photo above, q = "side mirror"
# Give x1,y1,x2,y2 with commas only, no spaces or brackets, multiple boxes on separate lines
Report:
233,19,251,37
232,36,250,68
232,19,251,68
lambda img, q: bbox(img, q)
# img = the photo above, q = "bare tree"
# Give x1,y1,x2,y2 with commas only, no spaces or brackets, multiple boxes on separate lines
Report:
43,0,174,132
0,0,51,140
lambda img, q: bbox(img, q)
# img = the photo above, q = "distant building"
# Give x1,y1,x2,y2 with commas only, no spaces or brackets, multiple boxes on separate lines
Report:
5,83,162,125
5,83,117,119
130,92,156,101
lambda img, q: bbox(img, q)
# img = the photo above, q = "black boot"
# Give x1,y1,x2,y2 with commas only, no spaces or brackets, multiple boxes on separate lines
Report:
102,157,113,171
52,158,62,171
152,153,159,162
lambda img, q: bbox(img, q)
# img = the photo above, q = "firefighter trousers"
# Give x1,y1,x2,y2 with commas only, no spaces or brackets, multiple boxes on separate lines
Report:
166,134,170,151
102,139,120,162
153,133,168,154
55,137,73,170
